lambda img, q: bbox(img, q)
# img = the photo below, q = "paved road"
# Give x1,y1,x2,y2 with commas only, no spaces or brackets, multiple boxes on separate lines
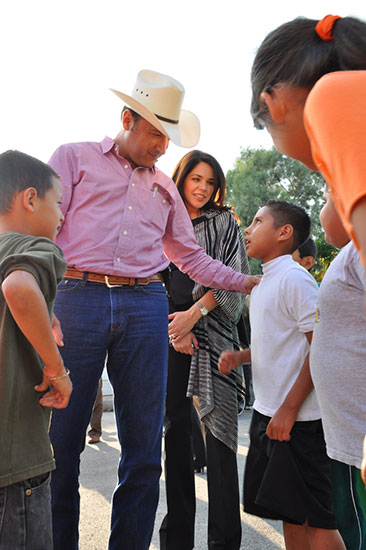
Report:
79,410,285,549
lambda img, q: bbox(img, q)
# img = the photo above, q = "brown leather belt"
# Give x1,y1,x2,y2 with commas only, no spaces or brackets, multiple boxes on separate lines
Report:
64,267,163,287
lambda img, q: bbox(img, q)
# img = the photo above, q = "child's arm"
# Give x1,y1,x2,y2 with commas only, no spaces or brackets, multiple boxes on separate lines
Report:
351,197,366,268
2,270,72,409
361,435,366,485
266,332,313,442
218,348,251,375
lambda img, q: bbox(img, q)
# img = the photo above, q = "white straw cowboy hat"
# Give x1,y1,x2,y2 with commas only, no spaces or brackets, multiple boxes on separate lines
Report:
110,70,200,148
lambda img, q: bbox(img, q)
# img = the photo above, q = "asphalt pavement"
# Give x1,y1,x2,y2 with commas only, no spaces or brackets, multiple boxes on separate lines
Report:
79,409,285,549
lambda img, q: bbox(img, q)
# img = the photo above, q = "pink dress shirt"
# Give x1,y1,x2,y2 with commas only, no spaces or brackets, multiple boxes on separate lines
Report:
49,137,247,292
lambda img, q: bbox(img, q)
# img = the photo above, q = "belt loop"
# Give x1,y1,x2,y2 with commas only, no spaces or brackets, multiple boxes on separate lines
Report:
129,278,135,287
81,272,89,286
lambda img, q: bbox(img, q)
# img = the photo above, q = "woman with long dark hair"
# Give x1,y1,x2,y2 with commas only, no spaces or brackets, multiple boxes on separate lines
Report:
159,150,249,550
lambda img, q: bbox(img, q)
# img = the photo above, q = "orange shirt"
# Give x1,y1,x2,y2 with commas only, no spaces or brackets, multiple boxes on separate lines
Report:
304,71,366,259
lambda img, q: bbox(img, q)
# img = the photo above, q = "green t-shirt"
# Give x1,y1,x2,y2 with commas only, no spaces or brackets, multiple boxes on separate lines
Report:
0,233,66,487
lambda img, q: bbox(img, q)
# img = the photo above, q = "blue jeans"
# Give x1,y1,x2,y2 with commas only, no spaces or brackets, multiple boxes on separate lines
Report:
50,279,169,550
0,472,52,549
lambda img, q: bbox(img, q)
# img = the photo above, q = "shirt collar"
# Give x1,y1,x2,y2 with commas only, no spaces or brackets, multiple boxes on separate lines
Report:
100,136,156,174
100,136,115,154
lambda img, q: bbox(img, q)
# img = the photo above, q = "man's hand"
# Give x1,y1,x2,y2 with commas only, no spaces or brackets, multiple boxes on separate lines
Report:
172,332,199,355
52,313,64,347
243,275,261,294
266,404,297,441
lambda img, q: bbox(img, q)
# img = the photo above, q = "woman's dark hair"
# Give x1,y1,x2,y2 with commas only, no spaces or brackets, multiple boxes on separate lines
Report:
0,150,58,214
172,150,228,211
251,15,366,129
264,199,311,252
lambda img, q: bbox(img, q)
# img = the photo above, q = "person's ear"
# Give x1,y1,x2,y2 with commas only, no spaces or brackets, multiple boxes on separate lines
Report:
278,223,293,242
260,88,286,124
122,109,134,131
22,187,38,213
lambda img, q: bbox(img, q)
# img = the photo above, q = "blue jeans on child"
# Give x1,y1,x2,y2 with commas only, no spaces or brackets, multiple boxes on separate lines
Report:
0,472,52,550
50,279,169,550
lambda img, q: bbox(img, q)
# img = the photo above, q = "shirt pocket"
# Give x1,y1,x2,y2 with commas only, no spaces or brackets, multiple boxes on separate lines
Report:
138,182,173,234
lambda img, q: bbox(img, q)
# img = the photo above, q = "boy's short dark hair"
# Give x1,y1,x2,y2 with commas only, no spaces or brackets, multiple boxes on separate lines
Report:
264,199,311,253
0,150,58,214
298,237,317,259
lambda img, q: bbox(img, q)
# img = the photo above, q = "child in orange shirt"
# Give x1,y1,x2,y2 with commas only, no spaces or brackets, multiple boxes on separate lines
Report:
250,14,366,267
250,12,366,491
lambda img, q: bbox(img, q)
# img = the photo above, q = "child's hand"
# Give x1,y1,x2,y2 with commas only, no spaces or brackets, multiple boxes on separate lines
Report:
35,363,73,409
243,275,261,294
219,350,242,375
266,404,297,441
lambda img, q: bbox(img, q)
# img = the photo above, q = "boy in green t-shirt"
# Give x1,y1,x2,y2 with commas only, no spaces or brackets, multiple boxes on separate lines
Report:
0,150,72,549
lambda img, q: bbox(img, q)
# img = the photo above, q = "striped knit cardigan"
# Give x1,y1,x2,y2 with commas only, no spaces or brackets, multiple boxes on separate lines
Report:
187,208,249,453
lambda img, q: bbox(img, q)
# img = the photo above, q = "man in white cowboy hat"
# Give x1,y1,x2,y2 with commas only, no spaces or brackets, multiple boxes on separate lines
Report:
48,69,258,550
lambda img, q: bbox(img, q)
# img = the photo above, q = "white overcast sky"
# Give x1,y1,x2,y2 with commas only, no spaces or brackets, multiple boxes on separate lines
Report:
1,0,364,177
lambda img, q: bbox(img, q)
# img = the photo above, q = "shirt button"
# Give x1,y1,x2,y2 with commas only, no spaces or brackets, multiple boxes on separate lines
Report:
162,199,166,204
128,206,132,210
131,183,135,187
116,257,121,262
123,230,128,235
124,165,129,169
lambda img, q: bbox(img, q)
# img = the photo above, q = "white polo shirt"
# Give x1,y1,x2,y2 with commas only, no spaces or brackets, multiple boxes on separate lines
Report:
250,255,320,421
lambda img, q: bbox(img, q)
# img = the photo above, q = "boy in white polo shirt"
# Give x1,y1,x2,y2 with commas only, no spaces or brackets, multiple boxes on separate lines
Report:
219,200,344,550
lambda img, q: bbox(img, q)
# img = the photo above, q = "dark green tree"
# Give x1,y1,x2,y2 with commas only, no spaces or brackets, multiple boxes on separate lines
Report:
226,147,337,276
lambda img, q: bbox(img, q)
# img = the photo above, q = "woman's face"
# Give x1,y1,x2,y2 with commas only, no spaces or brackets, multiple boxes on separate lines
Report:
182,161,215,219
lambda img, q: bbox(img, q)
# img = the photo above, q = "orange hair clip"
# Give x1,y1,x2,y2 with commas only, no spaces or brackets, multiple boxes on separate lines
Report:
315,14,341,41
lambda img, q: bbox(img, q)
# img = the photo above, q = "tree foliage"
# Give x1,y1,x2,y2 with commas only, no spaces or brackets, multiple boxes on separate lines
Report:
312,236,339,283
225,147,337,276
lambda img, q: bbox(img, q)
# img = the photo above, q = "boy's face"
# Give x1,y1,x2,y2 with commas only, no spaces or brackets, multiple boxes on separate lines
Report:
319,191,349,249
32,177,64,241
245,206,284,263
292,249,315,271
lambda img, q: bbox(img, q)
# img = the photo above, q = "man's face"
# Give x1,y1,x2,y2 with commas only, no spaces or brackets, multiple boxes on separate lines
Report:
122,113,169,169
